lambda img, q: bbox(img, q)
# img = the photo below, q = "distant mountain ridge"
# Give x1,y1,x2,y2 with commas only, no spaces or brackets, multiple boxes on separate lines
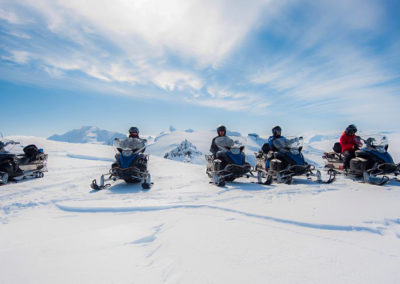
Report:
48,126,126,145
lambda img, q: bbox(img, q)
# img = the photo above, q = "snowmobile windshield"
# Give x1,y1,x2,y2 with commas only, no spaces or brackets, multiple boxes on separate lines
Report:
215,136,234,150
363,135,388,153
215,136,246,153
113,137,146,152
0,139,19,153
274,136,303,154
231,136,246,154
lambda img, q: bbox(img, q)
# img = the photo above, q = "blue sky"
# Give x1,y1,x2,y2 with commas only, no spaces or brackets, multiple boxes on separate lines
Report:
1,0,399,137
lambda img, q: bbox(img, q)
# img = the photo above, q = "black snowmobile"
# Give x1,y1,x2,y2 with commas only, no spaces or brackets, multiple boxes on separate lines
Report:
0,140,48,185
91,137,152,190
323,135,400,185
255,136,335,185
206,137,252,187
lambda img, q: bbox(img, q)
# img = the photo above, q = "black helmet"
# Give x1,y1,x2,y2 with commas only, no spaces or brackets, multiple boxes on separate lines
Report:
272,125,282,136
129,126,139,135
217,125,226,136
345,124,357,135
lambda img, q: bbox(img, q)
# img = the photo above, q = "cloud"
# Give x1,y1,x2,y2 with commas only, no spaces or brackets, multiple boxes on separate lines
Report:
248,0,400,123
1,50,31,64
15,0,273,66
0,8,23,24
0,0,399,128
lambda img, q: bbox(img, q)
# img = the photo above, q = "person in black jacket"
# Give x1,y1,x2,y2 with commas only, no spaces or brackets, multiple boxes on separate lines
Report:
210,125,227,156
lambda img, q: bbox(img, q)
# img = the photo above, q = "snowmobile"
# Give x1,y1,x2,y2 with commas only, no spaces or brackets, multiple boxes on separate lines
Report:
206,137,252,187
90,137,152,190
323,135,400,185
255,136,335,185
0,139,48,185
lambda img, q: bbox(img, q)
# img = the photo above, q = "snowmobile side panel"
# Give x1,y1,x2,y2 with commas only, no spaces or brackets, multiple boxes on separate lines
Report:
226,152,244,165
286,152,305,166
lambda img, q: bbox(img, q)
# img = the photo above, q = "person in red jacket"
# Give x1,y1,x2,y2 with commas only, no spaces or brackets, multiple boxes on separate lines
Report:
340,124,362,170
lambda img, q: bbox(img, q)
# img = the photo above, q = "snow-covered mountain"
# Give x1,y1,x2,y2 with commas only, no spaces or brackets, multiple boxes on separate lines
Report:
48,126,126,145
1,136,400,283
163,139,203,164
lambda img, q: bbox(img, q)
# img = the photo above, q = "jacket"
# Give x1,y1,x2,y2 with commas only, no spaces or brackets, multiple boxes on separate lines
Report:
340,131,359,152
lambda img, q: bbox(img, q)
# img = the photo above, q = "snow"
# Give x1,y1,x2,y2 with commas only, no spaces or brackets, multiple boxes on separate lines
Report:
1,134,400,283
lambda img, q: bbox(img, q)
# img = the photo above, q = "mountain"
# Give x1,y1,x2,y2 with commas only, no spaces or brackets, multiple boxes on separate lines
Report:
48,126,126,145
163,139,203,164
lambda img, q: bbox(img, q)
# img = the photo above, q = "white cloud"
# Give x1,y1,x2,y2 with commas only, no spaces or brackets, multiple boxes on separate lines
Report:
0,8,23,24
249,0,400,121
2,50,31,64
18,0,275,66
153,71,204,91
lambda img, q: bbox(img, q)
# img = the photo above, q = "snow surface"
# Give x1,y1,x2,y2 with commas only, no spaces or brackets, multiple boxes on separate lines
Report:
1,135,400,283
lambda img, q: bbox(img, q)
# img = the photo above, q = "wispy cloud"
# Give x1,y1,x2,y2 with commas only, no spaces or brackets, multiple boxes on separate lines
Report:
0,0,399,129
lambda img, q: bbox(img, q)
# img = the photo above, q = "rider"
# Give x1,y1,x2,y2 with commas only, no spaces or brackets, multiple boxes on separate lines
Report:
261,125,286,154
210,125,230,156
117,126,147,153
340,124,362,171
210,125,234,169
260,126,292,169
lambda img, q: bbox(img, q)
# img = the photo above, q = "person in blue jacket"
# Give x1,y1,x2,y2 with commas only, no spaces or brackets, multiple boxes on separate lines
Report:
262,126,285,154
260,126,286,168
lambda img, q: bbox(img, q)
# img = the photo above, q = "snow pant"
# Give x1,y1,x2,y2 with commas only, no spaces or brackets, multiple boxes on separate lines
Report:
274,152,292,169
343,151,355,170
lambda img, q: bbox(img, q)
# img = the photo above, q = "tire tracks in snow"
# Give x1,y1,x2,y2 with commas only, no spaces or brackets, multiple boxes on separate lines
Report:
55,202,382,235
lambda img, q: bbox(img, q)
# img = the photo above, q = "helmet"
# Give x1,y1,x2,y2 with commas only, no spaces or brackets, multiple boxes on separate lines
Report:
129,126,139,135
345,124,357,135
272,125,282,136
217,125,226,136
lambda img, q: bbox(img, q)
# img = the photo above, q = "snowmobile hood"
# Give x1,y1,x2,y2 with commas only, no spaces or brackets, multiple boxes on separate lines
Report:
286,152,306,166
119,153,138,168
226,152,244,165
362,148,394,164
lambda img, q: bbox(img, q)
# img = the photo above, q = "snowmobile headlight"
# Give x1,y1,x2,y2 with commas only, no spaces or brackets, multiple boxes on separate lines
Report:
290,149,299,155
231,147,240,155
122,150,133,157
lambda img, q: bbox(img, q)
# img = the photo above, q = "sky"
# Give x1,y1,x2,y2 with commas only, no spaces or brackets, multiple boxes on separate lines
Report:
0,0,399,137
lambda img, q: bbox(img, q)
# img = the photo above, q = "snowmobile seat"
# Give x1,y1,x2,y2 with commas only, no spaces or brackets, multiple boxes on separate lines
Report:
333,142,342,154
23,145,39,160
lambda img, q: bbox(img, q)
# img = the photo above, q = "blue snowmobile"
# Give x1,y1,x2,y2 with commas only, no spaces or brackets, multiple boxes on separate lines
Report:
255,136,335,184
206,137,252,187
323,135,400,185
91,137,152,190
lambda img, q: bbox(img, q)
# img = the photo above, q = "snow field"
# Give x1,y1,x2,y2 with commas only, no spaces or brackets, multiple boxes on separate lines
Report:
0,135,400,283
